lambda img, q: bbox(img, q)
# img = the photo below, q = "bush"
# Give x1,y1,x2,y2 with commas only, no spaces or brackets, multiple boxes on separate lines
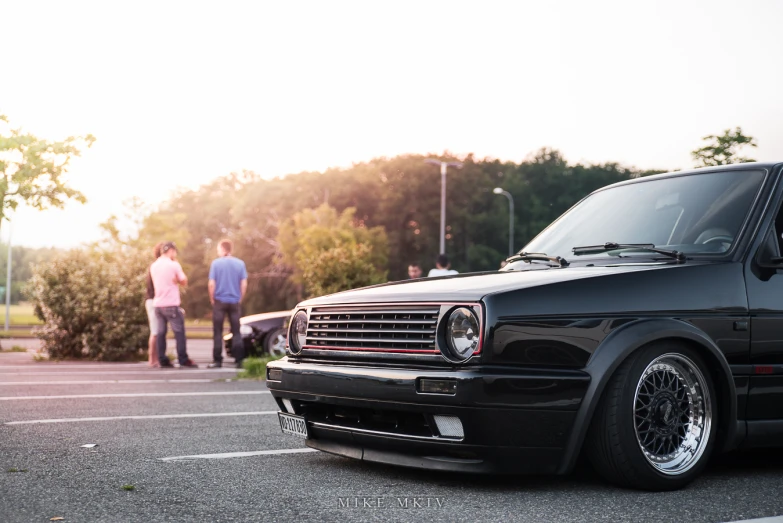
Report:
26,248,149,361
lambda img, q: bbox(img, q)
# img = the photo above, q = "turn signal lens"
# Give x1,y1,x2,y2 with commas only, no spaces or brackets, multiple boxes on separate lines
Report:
418,379,457,395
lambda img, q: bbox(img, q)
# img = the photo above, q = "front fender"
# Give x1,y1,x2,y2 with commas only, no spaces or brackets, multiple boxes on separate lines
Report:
556,318,739,474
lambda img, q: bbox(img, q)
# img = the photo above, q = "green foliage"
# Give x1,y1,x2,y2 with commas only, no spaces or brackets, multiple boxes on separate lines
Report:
121,485,135,491
237,355,283,379
0,114,94,221
279,204,389,297
25,248,148,360
691,127,757,167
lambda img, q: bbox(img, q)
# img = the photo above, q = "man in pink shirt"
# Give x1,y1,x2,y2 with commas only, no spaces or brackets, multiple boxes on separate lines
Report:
149,242,197,368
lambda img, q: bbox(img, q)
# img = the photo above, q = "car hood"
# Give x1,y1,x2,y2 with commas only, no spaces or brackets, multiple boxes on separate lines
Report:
299,263,695,306
240,310,292,325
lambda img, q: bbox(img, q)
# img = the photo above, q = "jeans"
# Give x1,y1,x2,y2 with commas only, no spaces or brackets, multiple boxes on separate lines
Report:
155,306,188,365
213,300,243,363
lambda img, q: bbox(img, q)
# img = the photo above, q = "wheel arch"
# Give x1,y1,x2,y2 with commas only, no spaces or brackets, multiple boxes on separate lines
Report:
556,318,739,474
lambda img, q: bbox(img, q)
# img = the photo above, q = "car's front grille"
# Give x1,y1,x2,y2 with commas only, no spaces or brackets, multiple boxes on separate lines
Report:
305,305,440,353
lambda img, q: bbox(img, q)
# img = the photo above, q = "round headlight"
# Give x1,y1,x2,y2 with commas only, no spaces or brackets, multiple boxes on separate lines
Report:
288,310,308,355
444,307,479,361
239,325,253,337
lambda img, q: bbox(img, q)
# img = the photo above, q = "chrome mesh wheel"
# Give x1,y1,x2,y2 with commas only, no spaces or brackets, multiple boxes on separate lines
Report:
633,353,712,475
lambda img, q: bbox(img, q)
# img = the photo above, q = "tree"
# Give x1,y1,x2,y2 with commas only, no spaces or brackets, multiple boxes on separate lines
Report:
0,115,95,226
691,127,757,167
278,204,389,297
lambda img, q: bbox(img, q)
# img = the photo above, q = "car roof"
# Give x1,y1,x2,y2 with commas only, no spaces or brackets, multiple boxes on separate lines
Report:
597,162,782,193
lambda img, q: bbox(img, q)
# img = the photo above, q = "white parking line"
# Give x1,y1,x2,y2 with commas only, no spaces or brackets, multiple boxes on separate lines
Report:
0,369,238,376
5,411,278,425
0,391,271,401
0,364,163,369
160,448,317,462
726,517,783,523
0,379,217,385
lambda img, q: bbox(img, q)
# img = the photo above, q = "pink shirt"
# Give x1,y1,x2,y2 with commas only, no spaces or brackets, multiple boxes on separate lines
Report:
150,257,186,307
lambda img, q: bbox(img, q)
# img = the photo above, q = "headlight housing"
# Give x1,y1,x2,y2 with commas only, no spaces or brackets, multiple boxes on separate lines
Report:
288,310,308,355
443,307,480,362
239,325,253,337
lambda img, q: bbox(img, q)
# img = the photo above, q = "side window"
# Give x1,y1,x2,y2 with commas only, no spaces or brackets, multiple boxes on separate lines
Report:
756,203,783,263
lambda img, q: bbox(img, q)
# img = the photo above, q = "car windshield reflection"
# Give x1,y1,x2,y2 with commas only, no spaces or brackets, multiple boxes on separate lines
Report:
509,169,766,265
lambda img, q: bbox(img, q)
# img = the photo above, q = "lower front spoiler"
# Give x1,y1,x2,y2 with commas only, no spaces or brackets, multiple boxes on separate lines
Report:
302,422,564,474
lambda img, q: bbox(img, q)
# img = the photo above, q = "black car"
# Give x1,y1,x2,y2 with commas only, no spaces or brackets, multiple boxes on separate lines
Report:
268,162,783,490
224,310,290,358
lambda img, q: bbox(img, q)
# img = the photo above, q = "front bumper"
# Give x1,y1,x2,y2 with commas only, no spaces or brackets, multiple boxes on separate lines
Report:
266,358,590,474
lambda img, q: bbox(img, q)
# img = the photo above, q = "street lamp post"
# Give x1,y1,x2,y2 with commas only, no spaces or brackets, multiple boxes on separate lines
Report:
493,187,514,257
425,159,463,254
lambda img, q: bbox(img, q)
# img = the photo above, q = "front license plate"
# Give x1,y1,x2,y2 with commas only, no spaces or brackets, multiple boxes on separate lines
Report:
278,412,308,438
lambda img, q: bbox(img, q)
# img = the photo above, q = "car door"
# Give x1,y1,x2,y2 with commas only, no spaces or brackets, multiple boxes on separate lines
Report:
745,167,783,440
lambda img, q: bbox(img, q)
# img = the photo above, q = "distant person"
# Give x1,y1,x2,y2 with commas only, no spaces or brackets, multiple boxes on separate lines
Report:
145,242,163,368
150,242,197,368
207,239,248,369
407,262,423,279
427,254,459,277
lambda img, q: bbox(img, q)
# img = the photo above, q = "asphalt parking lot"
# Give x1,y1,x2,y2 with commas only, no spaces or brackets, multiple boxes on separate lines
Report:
2,340,783,523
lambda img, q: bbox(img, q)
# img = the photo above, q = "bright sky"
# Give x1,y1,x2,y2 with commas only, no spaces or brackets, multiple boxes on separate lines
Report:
2,0,782,248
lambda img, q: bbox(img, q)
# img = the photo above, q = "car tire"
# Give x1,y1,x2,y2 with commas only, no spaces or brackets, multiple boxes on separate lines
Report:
585,342,717,491
263,328,287,357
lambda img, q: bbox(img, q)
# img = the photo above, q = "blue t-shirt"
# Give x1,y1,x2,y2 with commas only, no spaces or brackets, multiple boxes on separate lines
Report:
209,256,248,304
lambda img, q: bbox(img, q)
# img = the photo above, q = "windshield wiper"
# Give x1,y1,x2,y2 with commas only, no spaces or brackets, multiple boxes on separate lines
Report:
506,251,569,267
571,242,686,262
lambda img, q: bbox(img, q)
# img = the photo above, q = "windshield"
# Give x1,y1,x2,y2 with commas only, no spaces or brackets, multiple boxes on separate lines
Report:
516,169,766,262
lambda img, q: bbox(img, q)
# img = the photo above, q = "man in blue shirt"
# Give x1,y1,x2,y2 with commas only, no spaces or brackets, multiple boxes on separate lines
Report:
207,239,248,368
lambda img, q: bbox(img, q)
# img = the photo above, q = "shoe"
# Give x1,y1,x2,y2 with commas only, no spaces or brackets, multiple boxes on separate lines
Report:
160,360,174,368
207,362,222,368
179,359,199,369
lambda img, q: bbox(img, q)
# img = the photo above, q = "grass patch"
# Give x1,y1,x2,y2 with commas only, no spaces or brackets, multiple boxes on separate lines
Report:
6,304,42,325
0,345,27,352
121,484,135,491
0,329,37,338
32,352,48,362
236,356,282,380
7,468,27,473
